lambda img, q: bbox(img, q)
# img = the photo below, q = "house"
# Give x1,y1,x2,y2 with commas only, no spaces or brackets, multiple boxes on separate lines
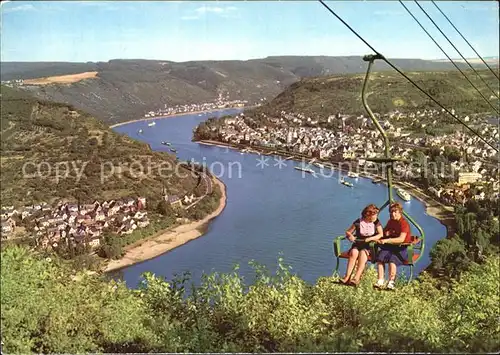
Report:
88,238,101,248
137,197,147,210
74,228,87,243
86,211,97,220
183,195,195,204
1,222,13,236
46,228,59,240
125,198,136,207
474,191,486,201
96,220,109,229
108,204,121,216
118,223,133,235
4,217,16,230
40,237,49,248
38,218,50,228
458,172,482,185
88,227,101,238
81,205,94,214
133,211,147,220
68,214,77,224
1,207,16,219
67,204,79,213
167,195,183,208
21,209,32,220
343,151,355,160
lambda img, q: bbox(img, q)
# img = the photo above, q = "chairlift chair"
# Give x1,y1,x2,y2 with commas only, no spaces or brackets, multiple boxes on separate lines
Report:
333,54,426,283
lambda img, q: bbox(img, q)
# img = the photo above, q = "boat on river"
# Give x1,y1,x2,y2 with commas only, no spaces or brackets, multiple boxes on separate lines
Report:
340,178,354,187
295,166,315,174
397,188,411,201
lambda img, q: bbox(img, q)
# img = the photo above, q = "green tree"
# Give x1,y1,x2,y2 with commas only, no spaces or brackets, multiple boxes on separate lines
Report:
97,235,123,259
443,146,462,162
156,200,174,216
1,247,158,353
429,237,470,278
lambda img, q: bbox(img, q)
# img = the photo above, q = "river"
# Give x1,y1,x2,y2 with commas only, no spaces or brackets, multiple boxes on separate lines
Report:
111,109,446,288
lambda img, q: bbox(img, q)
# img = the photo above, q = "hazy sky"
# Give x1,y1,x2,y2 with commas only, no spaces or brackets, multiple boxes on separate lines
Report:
1,0,498,62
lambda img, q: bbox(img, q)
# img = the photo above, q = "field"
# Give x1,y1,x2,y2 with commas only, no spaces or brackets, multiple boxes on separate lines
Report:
23,71,99,85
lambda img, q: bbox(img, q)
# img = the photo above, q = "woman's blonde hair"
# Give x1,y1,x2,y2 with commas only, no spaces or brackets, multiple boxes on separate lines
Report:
389,202,403,213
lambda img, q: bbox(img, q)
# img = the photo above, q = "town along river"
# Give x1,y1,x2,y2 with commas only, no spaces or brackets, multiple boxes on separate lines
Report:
111,109,447,288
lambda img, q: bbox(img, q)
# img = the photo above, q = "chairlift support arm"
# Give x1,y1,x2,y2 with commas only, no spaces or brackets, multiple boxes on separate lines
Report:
361,54,394,202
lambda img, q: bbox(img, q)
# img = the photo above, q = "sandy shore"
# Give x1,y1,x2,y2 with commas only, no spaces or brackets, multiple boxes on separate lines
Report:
109,106,247,129
104,177,227,272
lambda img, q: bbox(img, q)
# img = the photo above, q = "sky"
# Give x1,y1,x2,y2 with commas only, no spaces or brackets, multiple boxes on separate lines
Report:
1,0,498,62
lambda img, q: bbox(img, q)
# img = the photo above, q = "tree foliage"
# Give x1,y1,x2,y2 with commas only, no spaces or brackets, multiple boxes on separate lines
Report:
1,246,499,353
429,199,499,279
1,247,159,353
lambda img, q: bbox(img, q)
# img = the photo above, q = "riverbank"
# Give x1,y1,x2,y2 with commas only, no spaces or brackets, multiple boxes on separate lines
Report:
109,106,247,129
104,177,227,272
197,139,456,237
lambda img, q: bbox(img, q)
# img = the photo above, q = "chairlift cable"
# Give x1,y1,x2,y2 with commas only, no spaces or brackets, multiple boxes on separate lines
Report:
414,0,499,100
431,0,500,81
317,0,499,152
400,0,499,113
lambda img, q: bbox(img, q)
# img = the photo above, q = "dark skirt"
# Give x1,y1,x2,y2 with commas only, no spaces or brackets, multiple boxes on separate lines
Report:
375,245,409,266
350,240,371,252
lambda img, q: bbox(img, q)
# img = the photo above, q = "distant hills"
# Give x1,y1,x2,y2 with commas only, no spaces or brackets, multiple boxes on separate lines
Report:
432,56,499,65
1,62,98,81
1,56,489,124
245,68,499,121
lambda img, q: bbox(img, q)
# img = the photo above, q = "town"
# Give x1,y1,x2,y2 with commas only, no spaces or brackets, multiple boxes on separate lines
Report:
142,91,253,118
0,164,215,253
1,192,194,250
197,108,499,205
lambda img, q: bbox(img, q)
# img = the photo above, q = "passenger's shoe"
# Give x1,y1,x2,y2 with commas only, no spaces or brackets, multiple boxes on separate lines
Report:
373,279,385,289
386,280,396,290
349,278,360,287
335,278,350,286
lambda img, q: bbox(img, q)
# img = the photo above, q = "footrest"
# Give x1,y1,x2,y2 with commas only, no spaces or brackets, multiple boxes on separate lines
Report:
403,253,420,265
